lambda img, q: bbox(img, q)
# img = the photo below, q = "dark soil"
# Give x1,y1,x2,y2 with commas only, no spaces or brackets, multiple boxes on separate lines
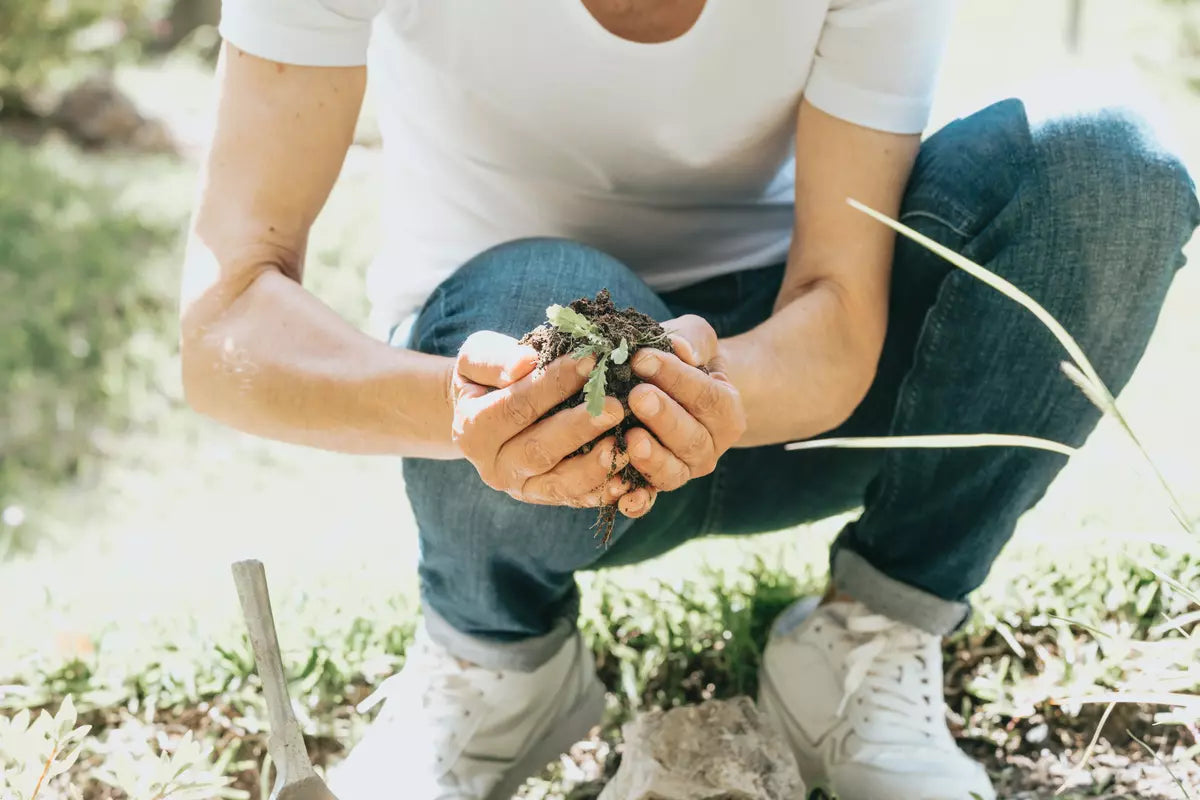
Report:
519,289,672,540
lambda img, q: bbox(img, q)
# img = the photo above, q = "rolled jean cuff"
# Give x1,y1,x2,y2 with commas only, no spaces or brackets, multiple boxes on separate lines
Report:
422,602,576,672
831,548,970,636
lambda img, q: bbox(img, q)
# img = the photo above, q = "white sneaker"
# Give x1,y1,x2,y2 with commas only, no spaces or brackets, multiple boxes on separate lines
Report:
328,624,606,800
758,599,995,800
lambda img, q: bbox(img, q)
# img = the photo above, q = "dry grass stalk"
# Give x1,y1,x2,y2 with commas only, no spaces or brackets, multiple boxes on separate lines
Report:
780,198,1200,791
782,198,1193,535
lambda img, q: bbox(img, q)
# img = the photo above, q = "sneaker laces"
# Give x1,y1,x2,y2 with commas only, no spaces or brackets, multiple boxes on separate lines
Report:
357,635,492,778
835,606,943,743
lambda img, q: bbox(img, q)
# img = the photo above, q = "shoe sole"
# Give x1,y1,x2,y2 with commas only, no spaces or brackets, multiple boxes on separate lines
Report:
486,678,606,800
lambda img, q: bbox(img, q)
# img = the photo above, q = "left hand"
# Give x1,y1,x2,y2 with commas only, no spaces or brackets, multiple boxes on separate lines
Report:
619,315,747,518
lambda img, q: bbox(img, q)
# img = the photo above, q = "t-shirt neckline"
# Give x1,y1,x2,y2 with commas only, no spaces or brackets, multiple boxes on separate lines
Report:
567,0,715,52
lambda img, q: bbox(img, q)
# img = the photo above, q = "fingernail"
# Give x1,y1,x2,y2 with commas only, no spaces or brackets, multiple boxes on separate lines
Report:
608,482,624,498
632,436,652,459
591,406,620,427
633,353,660,377
597,443,613,465
576,357,595,377
634,390,660,417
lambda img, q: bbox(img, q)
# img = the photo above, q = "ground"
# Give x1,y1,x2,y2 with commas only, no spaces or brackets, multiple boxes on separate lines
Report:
1,1,1199,798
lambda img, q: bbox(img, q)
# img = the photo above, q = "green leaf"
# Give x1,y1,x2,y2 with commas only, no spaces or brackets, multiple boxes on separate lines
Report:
571,343,602,360
583,356,609,417
54,694,77,740
610,338,629,365
545,304,603,341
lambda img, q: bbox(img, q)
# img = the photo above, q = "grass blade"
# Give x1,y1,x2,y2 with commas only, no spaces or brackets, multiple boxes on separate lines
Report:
1055,691,1200,709
1056,700,1117,796
846,198,1193,535
1045,613,1114,640
1060,361,1118,416
1128,730,1193,799
1151,610,1200,638
784,433,1075,457
1148,567,1200,608
847,198,1106,390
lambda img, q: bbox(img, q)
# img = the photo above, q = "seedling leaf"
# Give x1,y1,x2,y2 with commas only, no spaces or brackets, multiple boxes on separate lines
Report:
546,304,605,344
611,337,630,365
584,355,609,417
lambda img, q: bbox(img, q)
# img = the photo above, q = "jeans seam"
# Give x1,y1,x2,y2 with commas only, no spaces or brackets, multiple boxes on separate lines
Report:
899,209,975,240
856,229,965,531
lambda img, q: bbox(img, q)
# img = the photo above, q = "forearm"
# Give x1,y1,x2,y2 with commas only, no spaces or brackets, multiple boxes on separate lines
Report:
178,47,460,457
721,278,881,447
182,263,458,458
719,100,917,447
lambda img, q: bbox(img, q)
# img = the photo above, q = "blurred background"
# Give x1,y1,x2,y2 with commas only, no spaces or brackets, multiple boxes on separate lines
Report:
1,1,1199,798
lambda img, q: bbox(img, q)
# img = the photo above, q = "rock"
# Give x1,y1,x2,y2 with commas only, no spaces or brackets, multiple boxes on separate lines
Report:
53,75,175,153
598,697,804,800
1023,722,1049,745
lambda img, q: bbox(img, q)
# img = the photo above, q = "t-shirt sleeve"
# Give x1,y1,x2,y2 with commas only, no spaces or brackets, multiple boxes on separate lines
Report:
804,0,955,134
218,0,385,67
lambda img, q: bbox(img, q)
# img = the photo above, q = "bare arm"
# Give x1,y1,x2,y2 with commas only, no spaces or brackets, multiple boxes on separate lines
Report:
180,44,457,458
616,100,918,502
721,99,920,446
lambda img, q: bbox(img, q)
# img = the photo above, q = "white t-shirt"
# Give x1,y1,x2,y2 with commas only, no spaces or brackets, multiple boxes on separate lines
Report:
219,0,953,329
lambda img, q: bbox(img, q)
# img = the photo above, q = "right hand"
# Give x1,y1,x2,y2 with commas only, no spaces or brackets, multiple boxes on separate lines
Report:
451,330,631,507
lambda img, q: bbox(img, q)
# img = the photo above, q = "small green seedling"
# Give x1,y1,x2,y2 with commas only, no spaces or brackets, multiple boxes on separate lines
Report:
546,304,630,418
546,303,633,417
534,292,672,542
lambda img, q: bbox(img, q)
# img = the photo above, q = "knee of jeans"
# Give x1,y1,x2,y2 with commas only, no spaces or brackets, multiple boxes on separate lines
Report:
1033,108,1199,253
403,456,603,573
407,237,644,357
1028,109,1199,303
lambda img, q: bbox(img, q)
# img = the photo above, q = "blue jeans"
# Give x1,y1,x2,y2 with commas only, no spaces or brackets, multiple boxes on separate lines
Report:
398,100,1199,670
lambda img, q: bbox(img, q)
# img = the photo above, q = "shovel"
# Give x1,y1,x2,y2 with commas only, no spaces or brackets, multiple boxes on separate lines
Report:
232,560,340,800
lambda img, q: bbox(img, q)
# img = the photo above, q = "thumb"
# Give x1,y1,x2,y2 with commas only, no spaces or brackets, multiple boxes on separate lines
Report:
663,314,718,368
456,330,539,388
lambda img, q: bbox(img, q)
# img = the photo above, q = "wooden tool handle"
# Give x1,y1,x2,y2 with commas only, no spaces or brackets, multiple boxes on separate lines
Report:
231,560,316,783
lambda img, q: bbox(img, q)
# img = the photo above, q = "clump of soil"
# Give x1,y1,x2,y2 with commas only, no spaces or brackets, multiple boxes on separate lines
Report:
519,289,672,541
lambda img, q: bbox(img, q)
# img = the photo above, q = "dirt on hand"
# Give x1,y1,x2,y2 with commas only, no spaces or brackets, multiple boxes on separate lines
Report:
519,289,672,541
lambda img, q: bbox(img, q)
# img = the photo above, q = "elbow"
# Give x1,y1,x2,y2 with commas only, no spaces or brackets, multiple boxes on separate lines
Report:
814,345,881,436
824,368,874,433
177,236,292,419
179,319,219,417
178,280,240,420
177,263,267,418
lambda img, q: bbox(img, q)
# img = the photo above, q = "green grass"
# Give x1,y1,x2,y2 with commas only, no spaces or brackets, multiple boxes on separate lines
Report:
1,535,1198,797
0,137,184,552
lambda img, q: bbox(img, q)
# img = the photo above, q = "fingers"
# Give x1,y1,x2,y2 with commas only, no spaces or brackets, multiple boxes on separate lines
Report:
630,349,743,439
618,486,657,518
520,436,632,507
624,426,692,490
662,314,718,368
456,331,539,388
627,383,718,477
497,396,624,481
457,352,595,454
